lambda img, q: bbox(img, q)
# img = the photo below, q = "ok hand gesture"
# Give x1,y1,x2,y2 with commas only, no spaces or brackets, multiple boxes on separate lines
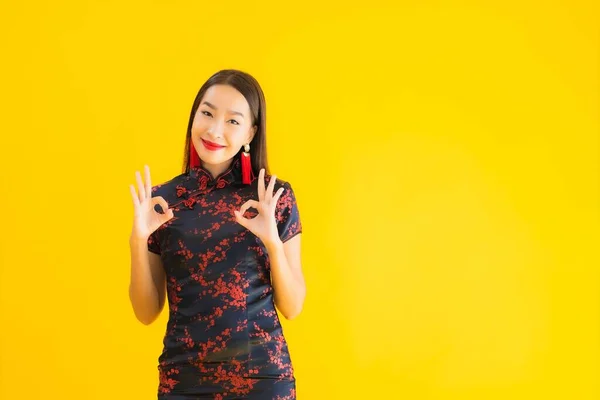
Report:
129,165,174,240
234,169,284,246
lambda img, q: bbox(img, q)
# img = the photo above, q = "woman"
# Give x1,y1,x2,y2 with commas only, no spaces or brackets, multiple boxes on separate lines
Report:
128,69,305,399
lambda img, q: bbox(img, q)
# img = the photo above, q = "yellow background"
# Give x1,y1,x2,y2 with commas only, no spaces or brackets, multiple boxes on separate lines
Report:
1,1,598,399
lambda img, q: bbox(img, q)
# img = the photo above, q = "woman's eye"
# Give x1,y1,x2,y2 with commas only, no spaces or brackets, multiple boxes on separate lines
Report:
200,111,237,125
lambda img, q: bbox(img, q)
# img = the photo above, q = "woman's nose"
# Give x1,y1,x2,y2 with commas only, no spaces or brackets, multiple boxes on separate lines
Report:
207,121,224,137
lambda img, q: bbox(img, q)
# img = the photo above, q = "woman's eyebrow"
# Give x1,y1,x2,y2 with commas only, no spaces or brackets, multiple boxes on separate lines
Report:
201,101,245,118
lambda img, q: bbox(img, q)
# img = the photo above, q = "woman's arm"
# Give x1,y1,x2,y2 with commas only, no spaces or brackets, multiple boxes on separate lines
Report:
128,235,167,325
233,169,305,320
265,234,305,320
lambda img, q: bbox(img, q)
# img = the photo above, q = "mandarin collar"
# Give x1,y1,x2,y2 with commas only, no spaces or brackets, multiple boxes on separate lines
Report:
188,156,243,189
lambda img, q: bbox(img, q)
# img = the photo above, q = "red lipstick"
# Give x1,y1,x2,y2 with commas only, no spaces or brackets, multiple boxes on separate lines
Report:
201,139,226,151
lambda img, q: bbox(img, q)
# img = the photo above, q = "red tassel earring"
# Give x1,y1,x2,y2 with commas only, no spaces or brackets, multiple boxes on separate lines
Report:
241,143,254,184
189,141,201,168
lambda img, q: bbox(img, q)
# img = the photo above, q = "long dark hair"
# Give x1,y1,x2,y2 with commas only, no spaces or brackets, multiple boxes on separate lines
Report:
182,69,269,175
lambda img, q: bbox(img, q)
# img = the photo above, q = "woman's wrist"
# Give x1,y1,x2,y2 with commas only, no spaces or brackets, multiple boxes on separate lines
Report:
263,236,284,253
129,232,149,247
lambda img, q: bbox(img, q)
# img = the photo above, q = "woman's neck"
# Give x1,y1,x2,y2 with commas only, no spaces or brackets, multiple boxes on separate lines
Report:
201,159,233,179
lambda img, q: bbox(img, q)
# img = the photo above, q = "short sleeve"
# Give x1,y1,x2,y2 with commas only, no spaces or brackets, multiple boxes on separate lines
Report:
147,201,168,254
275,182,303,243
147,229,161,255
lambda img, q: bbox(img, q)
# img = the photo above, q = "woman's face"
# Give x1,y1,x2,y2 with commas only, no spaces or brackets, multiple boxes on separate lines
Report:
191,84,256,169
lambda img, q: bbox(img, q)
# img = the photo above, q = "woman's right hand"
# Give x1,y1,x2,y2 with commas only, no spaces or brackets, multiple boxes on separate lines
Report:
129,165,174,240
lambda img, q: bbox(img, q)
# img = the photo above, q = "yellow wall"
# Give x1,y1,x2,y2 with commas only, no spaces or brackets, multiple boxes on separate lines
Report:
1,1,598,399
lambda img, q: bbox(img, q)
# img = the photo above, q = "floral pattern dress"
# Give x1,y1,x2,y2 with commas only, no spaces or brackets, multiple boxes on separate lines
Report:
147,157,302,399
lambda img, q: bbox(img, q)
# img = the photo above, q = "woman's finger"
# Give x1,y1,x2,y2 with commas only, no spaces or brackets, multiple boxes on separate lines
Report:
257,168,265,202
129,184,140,207
161,208,174,223
239,199,260,217
160,208,174,224
234,209,249,230
152,196,169,215
144,165,152,198
266,174,277,201
272,187,285,209
135,170,146,201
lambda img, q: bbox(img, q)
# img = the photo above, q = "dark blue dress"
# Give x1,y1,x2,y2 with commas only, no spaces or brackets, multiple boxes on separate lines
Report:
147,156,302,399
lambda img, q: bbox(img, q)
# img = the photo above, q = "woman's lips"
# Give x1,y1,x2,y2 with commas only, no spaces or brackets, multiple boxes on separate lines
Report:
201,138,226,151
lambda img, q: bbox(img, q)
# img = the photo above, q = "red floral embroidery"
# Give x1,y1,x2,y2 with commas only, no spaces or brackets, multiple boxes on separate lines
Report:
183,197,196,209
176,185,187,197
216,178,227,189
199,175,208,190
158,363,180,394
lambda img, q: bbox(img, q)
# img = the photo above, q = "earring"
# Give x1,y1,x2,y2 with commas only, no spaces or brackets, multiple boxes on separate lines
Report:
241,143,253,184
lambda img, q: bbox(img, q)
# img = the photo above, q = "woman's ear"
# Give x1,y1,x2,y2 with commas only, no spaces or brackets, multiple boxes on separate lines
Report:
247,125,257,144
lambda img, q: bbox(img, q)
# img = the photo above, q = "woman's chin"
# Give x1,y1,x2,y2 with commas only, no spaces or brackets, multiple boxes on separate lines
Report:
199,151,233,166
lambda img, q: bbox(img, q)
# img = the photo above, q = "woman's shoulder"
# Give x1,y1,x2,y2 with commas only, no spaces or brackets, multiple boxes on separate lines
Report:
261,173,300,208
262,172,295,190
150,171,190,198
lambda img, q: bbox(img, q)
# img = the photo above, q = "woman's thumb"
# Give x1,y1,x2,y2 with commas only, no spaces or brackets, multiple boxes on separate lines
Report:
162,208,174,222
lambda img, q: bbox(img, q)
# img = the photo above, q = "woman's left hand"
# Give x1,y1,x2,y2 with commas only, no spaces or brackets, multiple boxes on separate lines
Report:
234,168,284,247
